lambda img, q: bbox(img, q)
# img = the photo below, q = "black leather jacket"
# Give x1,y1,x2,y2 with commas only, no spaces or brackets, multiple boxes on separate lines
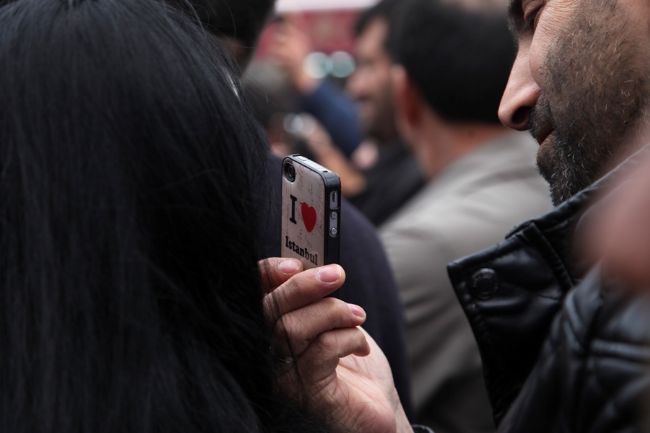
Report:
448,166,650,432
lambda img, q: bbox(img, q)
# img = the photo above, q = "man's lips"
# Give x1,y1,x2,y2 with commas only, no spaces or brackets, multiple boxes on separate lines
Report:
535,127,554,145
528,98,554,146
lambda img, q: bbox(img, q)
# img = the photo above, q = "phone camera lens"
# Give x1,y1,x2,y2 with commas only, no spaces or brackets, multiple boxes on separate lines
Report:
283,161,296,182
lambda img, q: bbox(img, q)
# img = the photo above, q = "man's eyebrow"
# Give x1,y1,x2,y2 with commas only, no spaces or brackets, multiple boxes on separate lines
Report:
508,0,525,33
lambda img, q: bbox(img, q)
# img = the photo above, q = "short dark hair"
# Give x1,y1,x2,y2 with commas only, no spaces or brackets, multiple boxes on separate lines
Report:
353,0,400,38
168,0,275,48
389,0,515,124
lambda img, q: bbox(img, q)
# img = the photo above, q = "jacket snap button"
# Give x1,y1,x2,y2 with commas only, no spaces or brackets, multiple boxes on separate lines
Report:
471,268,498,300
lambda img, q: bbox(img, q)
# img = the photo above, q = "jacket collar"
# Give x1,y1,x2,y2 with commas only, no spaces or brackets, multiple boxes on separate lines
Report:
498,146,650,285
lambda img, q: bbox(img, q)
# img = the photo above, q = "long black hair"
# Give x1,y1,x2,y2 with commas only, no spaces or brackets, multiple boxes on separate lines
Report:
0,0,325,432
166,0,275,47
166,0,276,65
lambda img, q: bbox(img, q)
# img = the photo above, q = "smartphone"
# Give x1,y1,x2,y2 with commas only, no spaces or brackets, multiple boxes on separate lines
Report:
281,155,341,269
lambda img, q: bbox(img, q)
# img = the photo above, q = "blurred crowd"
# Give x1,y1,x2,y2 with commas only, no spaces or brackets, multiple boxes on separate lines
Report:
3,0,650,433
253,2,550,431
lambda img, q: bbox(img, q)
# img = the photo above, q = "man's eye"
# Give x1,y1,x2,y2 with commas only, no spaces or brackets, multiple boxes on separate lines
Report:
523,6,542,32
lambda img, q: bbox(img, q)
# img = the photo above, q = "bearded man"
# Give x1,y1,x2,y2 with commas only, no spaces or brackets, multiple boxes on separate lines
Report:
260,0,650,432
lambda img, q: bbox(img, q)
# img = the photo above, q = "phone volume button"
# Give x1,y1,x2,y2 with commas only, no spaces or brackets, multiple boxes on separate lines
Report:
329,211,339,238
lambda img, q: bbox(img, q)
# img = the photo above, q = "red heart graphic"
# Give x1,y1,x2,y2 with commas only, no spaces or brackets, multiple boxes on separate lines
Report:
301,202,317,233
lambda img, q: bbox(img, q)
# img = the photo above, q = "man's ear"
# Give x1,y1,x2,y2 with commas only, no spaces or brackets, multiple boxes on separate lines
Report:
392,65,425,138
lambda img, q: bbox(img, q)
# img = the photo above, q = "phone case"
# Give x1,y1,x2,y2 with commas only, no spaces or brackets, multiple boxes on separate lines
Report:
281,155,341,269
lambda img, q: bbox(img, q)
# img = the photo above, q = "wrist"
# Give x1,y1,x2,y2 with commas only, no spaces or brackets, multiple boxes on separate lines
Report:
394,395,414,433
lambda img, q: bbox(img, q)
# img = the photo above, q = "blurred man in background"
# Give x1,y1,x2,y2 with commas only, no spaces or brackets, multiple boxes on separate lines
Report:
380,1,550,432
269,0,425,226
345,0,425,226
166,0,413,412
267,19,364,159
247,31,369,197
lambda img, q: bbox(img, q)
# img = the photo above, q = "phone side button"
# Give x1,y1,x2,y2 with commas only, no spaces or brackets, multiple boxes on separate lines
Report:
329,211,339,238
330,191,339,210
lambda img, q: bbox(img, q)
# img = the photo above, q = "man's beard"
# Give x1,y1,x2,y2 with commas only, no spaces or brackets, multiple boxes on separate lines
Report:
364,86,399,144
532,0,648,205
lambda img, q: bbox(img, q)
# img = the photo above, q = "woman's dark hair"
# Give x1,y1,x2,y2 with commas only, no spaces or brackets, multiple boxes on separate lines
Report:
0,0,325,432
167,0,276,64
388,0,515,124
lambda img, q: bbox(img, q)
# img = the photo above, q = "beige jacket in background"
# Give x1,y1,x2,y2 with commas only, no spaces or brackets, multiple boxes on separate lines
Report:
380,132,551,433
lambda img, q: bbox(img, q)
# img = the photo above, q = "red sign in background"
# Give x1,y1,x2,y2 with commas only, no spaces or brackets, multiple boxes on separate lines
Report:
256,9,360,58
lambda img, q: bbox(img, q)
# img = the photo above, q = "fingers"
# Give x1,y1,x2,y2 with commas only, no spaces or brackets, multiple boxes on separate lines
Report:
262,262,369,407
258,257,303,294
299,328,370,384
263,264,346,324
597,215,650,289
273,296,366,356
281,327,370,391
581,171,650,289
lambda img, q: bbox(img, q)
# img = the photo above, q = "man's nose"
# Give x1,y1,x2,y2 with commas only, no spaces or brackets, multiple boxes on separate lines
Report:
498,49,540,130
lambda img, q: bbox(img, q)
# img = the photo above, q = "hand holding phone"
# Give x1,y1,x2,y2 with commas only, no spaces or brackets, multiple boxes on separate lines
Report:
281,155,341,269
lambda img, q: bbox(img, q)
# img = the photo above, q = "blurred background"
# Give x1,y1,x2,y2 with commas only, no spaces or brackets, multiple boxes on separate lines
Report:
257,0,375,69
245,0,414,221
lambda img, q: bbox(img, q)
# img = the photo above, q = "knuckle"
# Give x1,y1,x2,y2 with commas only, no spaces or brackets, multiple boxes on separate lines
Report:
273,315,311,356
262,295,274,322
321,298,354,324
277,313,307,342
324,298,348,316
263,291,283,324
280,275,302,299
287,269,326,299
321,297,343,309
315,332,339,355
258,261,273,290
352,329,367,347
273,315,291,341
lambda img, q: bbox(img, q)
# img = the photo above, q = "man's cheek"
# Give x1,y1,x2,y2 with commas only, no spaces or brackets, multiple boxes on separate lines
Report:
530,2,576,73
528,33,553,86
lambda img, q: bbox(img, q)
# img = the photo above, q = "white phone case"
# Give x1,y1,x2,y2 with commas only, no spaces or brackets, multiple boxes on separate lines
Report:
281,155,341,269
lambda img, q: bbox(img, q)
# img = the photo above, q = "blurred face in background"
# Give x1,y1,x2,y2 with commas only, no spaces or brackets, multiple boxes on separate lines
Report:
347,18,398,143
499,0,650,204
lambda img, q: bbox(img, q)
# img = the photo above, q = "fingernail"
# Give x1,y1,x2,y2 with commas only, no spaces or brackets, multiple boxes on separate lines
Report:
349,304,366,319
316,265,341,283
278,259,301,274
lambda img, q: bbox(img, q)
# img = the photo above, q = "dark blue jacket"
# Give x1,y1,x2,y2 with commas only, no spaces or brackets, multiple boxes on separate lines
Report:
301,81,362,157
